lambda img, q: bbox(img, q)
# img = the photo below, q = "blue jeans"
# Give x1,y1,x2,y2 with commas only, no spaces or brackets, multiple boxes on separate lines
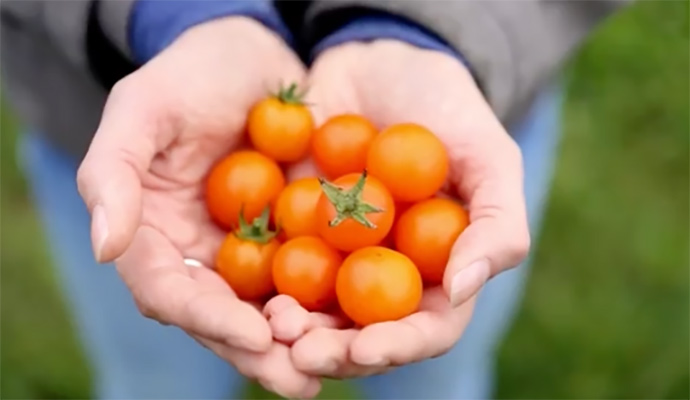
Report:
20,85,563,399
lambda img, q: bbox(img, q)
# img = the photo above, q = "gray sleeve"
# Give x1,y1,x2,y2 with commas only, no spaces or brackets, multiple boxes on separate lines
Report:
0,0,136,67
304,0,632,124
97,0,136,59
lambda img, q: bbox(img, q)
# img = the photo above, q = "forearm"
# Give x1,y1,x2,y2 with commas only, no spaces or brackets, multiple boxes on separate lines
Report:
304,0,632,124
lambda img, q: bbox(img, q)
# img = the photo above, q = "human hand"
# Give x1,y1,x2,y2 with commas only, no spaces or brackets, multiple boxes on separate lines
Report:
271,40,530,378
76,17,320,398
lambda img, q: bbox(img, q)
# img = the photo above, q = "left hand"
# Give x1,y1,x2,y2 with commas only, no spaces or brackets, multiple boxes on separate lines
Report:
267,40,530,378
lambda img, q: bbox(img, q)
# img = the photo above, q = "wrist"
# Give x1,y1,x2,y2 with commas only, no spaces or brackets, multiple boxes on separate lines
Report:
171,16,288,54
311,15,469,70
129,0,292,64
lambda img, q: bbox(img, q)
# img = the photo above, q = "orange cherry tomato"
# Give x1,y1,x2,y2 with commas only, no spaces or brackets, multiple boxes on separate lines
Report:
206,150,285,230
311,114,378,179
316,171,395,252
215,208,280,301
247,83,314,162
381,201,412,249
274,177,321,240
366,123,449,203
336,246,422,326
395,198,470,284
273,236,342,311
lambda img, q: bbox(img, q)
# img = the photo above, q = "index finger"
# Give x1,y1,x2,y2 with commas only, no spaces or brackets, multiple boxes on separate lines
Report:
116,225,272,352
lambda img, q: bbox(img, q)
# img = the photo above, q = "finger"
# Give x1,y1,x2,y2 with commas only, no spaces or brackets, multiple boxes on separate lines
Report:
350,288,476,366
443,125,530,307
188,261,266,314
198,337,322,399
291,327,387,379
264,295,348,343
285,157,322,181
77,77,175,263
117,225,272,351
292,328,355,376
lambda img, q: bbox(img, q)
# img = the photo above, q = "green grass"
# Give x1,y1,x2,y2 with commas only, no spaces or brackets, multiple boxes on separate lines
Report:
2,1,688,399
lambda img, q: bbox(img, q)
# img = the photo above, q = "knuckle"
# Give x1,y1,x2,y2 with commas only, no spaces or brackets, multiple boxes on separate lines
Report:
109,76,139,101
75,162,92,199
131,274,168,322
503,230,531,265
134,297,159,320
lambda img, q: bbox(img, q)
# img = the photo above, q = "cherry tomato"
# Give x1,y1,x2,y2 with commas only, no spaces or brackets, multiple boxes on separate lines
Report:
336,246,422,326
206,150,285,230
216,208,280,301
381,201,412,249
395,198,470,284
311,114,378,179
247,83,314,162
272,236,342,311
366,123,449,202
316,171,395,252
274,177,321,240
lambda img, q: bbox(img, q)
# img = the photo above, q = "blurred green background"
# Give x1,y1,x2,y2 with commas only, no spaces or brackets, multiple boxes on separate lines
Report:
1,1,688,399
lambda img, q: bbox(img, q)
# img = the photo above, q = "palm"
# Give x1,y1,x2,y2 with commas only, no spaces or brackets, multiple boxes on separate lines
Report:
109,17,306,267
133,102,246,269
277,41,527,378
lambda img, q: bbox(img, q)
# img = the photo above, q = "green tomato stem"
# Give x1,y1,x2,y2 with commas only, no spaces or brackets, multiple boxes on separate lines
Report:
318,170,383,229
235,206,277,244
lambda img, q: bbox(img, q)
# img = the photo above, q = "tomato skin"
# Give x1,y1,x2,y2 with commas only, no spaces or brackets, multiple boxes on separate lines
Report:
366,123,449,203
274,178,321,240
395,198,469,284
215,234,280,301
316,173,395,252
273,236,342,311
312,114,378,179
336,246,422,326
248,97,313,162
206,151,285,230
381,202,412,249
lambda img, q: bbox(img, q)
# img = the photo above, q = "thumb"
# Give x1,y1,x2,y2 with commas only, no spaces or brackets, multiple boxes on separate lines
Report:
443,140,530,307
76,79,172,263
443,215,531,308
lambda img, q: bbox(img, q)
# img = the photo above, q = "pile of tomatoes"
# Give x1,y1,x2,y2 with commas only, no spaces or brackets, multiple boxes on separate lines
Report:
205,83,469,327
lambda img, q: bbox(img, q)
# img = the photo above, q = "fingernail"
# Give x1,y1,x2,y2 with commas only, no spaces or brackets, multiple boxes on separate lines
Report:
354,353,386,367
313,356,338,373
92,205,109,262
450,259,490,307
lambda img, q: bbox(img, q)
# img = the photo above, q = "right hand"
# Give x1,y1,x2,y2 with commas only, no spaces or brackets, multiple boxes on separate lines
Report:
76,17,320,399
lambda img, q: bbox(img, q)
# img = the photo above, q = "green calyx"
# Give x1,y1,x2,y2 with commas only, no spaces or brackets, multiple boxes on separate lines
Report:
274,82,308,105
235,206,277,244
318,170,383,229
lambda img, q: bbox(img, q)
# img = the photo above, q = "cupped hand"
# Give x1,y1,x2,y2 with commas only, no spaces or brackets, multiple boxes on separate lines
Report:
76,17,320,398
271,40,530,378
